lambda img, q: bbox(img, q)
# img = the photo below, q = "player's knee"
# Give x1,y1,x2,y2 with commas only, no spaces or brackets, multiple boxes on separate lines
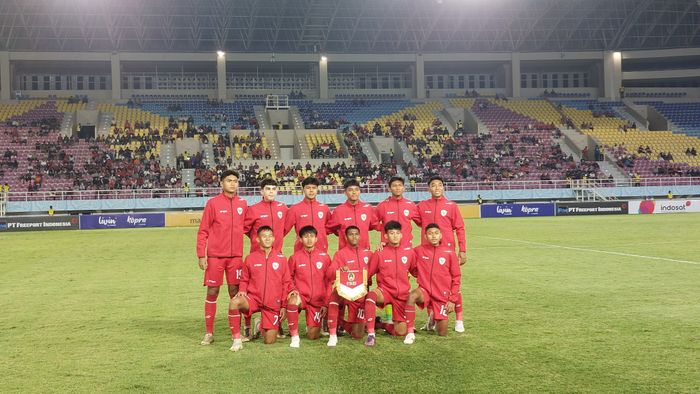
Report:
287,294,300,305
407,291,420,306
307,327,320,340
394,323,407,336
206,286,220,296
263,332,277,344
229,297,242,309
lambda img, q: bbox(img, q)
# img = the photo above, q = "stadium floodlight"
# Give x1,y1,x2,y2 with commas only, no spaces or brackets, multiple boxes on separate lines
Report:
216,50,225,58
320,55,328,63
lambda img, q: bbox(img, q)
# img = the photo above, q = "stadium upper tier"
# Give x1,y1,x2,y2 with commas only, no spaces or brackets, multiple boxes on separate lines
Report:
2,97,700,195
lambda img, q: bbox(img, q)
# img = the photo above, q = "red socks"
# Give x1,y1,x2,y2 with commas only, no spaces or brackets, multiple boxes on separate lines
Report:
287,304,299,337
405,305,416,334
364,292,378,334
328,301,339,335
455,294,463,321
204,294,217,334
228,309,241,339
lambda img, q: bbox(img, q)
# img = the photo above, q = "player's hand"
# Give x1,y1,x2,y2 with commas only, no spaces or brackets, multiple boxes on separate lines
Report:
279,308,287,321
446,301,456,313
340,265,349,272
375,242,386,252
458,252,467,266
288,290,299,299
235,291,247,298
320,306,328,318
198,257,208,270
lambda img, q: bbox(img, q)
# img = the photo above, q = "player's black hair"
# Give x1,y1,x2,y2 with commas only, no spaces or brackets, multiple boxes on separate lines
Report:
299,225,318,237
344,225,360,236
301,177,320,187
260,178,278,188
343,178,360,190
428,175,444,186
257,225,273,235
384,220,402,233
388,176,405,186
425,223,441,232
220,169,240,181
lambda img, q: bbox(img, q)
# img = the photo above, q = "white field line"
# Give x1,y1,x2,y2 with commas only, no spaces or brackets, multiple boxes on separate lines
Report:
475,235,700,266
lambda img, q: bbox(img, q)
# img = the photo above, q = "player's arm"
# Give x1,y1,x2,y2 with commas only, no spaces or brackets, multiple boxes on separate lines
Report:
196,201,213,269
326,206,340,236
283,205,296,236
242,206,255,239
411,203,422,227
452,204,467,264
409,249,419,278
447,252,461,312
286,255,299,297
280,262,293,320
237,257,251,297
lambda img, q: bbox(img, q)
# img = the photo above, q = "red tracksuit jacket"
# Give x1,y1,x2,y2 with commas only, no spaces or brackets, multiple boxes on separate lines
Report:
287,248,332,307
375,196,420,247
416,196,467,252
196,193,248,258
413,244,461,304
368,244,417,302
244,199,289,253
284,198,332,252
329,200,378,250
239,250,292,310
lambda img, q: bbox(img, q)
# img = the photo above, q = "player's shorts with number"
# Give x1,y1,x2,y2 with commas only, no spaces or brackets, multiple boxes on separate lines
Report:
203,257,243,286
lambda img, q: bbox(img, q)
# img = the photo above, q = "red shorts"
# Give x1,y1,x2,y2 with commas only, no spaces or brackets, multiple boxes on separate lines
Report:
299,297,324,328
375,287,407,323
203,257,243,286
243,295,281,331
329,292,365,324
416,287,450,321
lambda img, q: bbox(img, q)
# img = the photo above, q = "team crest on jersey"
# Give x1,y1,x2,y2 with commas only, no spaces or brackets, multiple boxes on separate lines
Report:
401,256,408,265
277,211,283,219
440,209,447,217
318,211,324,219
237,207,243,215
360,213,367,221
316,261,323,269
272,262,279,270
439,257,446,265
364,256,369,263
403,209,410,217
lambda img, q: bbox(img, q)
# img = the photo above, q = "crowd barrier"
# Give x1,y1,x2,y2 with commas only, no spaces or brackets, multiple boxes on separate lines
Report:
3,199,699,232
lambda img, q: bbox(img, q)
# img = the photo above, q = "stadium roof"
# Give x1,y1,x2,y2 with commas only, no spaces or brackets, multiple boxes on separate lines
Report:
1,0,699,54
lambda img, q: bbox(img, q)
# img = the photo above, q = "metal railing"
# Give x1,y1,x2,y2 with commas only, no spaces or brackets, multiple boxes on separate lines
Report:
5,177,700,203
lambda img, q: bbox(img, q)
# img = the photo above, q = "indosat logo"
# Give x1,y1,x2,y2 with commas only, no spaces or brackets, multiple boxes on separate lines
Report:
638,200,692,214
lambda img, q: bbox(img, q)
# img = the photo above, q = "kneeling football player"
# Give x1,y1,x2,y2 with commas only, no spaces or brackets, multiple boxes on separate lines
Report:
404,224,462,344
364,221,417,347
227,226,292,351
327,226,373,347
286,225,332,348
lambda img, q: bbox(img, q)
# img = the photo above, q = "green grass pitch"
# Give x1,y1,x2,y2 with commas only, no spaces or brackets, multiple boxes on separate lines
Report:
1,214,699,393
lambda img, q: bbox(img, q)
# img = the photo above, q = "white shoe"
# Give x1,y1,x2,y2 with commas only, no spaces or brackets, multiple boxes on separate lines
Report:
200,333,214,345
420,315,435,331
327,335,338,347
229,339,243,352
454,320,465,333
290,335,300,348
403,333,415,345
